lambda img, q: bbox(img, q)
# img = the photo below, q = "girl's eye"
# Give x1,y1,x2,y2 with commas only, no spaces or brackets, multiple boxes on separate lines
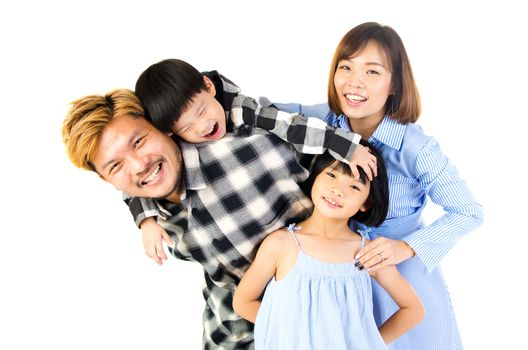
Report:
326,171,336,178
350,184,360,191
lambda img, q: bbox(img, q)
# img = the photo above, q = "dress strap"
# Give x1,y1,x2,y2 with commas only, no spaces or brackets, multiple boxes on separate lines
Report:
357,228,367,248
287,223,301,250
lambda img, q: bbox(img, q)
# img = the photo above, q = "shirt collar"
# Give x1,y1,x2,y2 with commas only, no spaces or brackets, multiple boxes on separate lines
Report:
370,115,406,151
336,114,406,151
179,141,207,198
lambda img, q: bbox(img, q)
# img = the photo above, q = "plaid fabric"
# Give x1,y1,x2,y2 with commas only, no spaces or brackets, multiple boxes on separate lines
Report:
124,72,362,349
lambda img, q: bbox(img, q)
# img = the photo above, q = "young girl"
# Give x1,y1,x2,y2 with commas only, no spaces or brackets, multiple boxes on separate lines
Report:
265,22,484,349
233,142,424,349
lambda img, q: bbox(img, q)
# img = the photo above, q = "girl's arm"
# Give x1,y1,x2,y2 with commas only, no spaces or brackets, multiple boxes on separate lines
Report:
372,266,425,344
232,231,283,323
123,195,173,264
231,95,377,180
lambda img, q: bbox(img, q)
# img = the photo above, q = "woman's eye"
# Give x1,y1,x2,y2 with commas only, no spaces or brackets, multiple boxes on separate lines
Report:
366,69,379,75
339,65,350,71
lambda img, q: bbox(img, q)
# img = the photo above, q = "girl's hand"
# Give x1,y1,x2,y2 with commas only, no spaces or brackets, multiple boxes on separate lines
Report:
140,217,174,266
349,143,377,180
355,237,415,273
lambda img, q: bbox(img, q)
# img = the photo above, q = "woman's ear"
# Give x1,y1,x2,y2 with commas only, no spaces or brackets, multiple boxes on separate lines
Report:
203,76,216,96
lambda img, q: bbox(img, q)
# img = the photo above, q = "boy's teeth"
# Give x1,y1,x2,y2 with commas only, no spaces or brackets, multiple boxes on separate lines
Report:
143,164,161,184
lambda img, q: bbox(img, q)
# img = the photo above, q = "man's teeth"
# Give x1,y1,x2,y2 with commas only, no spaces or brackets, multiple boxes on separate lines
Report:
143,164,161,185
345,94,366,102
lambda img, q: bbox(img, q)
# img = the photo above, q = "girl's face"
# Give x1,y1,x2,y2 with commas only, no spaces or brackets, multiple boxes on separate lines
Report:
311,163,370,220
333,40,393,124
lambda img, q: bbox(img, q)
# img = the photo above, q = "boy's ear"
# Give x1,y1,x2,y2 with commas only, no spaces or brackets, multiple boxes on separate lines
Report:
203,76,216,96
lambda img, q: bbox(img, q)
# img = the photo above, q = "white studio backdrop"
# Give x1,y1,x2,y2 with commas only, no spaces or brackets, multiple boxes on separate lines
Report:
0,1,526,349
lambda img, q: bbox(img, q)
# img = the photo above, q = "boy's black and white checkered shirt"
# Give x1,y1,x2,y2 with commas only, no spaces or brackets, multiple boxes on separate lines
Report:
125,72,361,349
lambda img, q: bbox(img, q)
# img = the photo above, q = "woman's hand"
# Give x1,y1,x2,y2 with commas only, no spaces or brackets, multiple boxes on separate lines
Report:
355,237,415,273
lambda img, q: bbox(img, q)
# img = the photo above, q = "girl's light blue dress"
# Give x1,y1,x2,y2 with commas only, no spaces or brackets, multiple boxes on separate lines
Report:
254,224,387,350
268,101,484,350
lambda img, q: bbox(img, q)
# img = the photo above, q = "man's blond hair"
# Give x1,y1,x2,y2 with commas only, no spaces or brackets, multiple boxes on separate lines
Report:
62,88,145,171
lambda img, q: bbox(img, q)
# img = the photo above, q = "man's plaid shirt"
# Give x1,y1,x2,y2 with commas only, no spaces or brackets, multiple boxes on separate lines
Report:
125,72,361,349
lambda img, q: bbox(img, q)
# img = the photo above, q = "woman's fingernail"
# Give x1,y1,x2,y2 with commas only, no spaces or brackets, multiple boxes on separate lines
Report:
354,261,361,267
358,265,364,271
355,254,361,259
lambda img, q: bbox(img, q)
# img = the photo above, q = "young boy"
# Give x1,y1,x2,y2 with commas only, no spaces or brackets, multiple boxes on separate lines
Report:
128,59,377,265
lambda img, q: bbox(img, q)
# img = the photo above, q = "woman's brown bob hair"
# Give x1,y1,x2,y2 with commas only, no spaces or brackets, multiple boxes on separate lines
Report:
328,22,421,124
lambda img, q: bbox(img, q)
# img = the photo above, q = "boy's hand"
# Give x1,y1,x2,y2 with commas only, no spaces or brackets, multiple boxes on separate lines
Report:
349,144,377,180
140,217,174,265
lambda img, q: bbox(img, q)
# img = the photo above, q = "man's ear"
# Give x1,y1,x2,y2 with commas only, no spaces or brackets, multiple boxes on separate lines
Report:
203,76,216,96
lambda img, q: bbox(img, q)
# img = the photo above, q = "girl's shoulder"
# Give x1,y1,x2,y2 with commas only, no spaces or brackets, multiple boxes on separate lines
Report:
260,228,297,255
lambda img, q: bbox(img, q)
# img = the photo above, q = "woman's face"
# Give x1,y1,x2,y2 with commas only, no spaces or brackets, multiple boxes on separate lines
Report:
333,40,393,125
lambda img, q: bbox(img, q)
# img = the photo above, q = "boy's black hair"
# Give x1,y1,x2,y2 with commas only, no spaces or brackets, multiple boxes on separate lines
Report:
135,59,206,132
301,140,389,227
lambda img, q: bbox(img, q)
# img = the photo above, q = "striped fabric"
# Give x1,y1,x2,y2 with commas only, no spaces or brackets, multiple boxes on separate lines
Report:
271,101,484,350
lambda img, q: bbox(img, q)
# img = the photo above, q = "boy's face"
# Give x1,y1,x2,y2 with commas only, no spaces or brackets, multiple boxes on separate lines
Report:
91,114,184,202
172,77,227,143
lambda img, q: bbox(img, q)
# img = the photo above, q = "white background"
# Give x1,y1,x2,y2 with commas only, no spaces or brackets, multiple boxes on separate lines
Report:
1,1,526,349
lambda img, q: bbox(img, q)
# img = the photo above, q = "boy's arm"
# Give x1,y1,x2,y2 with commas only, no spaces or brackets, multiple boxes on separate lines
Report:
231,95,376,179
123,195,173,265
372,266,425,344
232,231,282,323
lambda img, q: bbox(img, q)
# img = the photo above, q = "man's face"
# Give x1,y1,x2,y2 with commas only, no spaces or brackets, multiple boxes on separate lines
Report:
92,115,183,202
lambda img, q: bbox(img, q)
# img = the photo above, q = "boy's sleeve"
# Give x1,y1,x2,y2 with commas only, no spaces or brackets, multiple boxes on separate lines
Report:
230,94,360,164
122,193,161,228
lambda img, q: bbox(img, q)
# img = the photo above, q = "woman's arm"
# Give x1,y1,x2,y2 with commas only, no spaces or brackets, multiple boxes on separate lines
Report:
373,266,425,344
403,137,484,272
232,231,284,323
